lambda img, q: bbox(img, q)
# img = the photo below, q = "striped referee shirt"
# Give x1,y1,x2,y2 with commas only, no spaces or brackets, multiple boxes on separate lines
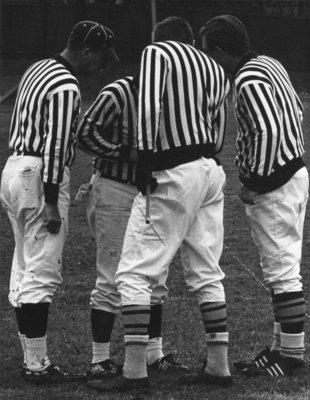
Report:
9,55,80,191
138,41,230,170
234,52,305,193
77,76,137,184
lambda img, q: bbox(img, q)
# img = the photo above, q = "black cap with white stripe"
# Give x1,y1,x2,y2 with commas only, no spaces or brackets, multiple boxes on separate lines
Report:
68,20,119,62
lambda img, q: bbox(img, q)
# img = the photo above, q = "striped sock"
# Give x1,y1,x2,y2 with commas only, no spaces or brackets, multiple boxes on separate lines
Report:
204,332,230,377
275,291,305,333
122,305,150,379
270,291,281,352
200,301,227,333
123,335,148,378
280,332,305,360
270,322,281,352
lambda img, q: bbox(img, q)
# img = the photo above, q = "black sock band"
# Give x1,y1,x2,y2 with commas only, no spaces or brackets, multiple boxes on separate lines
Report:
148,304,162,339
15,307,26,334
271,289,279,323
21,303,50,338
91,308,115,343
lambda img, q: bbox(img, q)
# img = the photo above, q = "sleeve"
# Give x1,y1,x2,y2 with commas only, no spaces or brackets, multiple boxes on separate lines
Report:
296,93,304,124
42,88,80,204
239,80,282,178
137,46,168,153
77,90,129,160
213,76,230,154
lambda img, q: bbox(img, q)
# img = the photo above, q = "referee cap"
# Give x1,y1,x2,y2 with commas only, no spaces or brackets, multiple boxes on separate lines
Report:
200,15,250,56
68,21,119,61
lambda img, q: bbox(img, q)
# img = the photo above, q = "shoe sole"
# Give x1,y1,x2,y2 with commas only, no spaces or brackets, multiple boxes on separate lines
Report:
88,378,150,393
87,372,119,381
181,373,233,387
148,366,189,373
24,375,87,384
242,365,306,378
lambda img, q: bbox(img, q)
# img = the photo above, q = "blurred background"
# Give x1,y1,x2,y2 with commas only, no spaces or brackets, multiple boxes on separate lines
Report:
1,1,309,105
0,0,309,70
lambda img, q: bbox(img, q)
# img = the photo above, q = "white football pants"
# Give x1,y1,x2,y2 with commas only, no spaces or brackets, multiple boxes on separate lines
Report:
116,157,227,306
0,155,70,306
245,167,309,294
86,172,168,313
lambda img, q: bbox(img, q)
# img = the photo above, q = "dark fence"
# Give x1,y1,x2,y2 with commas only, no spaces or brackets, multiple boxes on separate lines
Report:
0,2,309,71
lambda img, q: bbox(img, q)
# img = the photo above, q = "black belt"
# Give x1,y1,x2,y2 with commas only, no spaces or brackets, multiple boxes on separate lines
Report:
14,150,41,157
152,144,220,171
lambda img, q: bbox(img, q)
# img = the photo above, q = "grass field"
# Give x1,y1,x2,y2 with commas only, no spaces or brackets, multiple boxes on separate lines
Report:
0,65,309,400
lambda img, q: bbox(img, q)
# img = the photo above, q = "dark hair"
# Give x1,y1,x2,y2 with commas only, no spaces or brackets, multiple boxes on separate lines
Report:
200,15,250,56
154,16,194,44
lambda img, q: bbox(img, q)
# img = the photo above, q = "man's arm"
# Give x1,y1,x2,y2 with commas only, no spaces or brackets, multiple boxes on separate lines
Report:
238,80,282,189
137,46,167,152
77,90,130,161
136,46,167,194
213,75,230,154
43,88,80,233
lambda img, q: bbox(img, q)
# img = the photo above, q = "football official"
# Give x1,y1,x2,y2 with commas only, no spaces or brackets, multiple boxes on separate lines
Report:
0,21,117,384
77,75,188,378
91,16,232,393
201,15,308,378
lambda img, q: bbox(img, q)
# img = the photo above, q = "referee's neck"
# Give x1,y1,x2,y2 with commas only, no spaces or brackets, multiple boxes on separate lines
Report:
60,49,79,74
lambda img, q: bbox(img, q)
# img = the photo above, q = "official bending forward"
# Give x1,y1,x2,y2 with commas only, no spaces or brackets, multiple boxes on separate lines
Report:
77,75,188,378
0,21,117,384
201,15,308,378
92,16,232,393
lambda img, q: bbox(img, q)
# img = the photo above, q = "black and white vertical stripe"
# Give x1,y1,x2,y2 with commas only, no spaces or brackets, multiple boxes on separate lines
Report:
138,41,230,153
77,77,138,183
234,55,304,179
9,57,80,184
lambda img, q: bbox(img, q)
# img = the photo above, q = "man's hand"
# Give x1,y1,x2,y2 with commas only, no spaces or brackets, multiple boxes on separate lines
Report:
135,150,157,195
44,203,62,234
239,186,258,205
135,167,158,195
128,148,138,163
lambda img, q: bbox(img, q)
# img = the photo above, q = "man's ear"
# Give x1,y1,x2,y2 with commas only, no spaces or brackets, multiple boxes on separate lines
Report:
212,47,237,74
212,47,231,62
214,46,226,55
82,48,91,59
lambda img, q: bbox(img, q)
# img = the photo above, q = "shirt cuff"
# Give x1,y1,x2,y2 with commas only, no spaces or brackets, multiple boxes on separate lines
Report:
119,145,131,160
43,182,59,204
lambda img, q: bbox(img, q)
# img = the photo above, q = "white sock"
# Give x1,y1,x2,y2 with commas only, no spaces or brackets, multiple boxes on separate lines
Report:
18,332,27,365
147,337,164,365
280,332,305,360
270,322,281,352
91,342,110,364
123,335,148,379
25,336,51,371
204,332,230,377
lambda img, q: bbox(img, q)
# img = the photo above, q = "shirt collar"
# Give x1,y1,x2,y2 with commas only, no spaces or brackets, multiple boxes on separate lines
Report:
233,50,258,79
53,54,76,77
